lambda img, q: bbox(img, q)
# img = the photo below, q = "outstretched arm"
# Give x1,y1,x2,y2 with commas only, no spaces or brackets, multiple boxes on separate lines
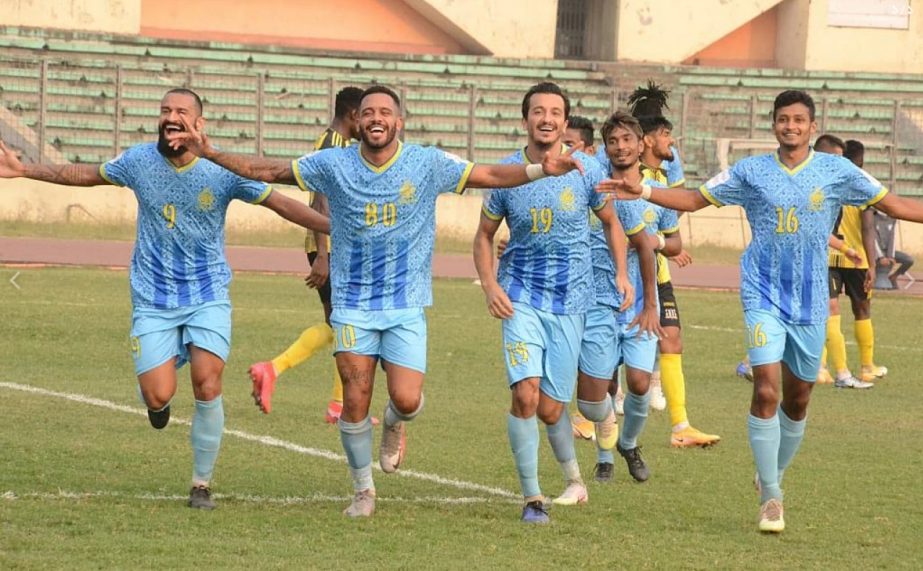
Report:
0,141,108,186
473,213,514,319
873,193,923,225
597,178,711,213
466,143,586,189
260,190,330,234
167,118,296,184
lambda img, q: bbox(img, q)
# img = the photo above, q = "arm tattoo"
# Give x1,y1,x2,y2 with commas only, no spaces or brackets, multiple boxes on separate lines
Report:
24,164,105,186
209,152,295,185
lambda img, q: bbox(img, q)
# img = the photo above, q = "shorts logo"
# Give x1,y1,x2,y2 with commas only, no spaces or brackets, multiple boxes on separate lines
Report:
664,308,678,320
198,188,215,211
505,341,530,367
130,336,141,359
399,180,417,205
559,187,575,211
809,187,825,211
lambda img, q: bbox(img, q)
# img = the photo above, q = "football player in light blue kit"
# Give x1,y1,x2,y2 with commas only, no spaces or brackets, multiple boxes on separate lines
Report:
590,111,665,485
598,90,923,533
0,88,330,510
168,84,586,518
474,84,645,524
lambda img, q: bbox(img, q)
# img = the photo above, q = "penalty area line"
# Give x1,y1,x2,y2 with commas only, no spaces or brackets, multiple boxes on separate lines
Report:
0,381,517,499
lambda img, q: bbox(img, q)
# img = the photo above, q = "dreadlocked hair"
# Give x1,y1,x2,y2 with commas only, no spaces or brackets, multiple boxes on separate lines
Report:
627,80,671,119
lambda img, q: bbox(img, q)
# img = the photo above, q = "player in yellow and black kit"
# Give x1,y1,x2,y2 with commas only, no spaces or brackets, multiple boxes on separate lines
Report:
820,137,888,388
248,86,366,420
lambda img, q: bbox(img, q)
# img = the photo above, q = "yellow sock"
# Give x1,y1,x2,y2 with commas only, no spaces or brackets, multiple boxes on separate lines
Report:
821,346,827,368
825,315,848,374
854,319,875,367
331,361,343,403
659,353,688,428
271,323,334,375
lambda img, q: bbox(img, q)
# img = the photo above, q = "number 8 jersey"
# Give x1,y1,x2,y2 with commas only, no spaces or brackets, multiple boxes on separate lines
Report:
293,142,473,310
700,150,887,325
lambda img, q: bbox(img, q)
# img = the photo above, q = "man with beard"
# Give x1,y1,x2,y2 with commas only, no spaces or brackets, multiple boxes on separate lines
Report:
598,89,923,533
0,88,330,510
475,87,653,523
165,84,586,518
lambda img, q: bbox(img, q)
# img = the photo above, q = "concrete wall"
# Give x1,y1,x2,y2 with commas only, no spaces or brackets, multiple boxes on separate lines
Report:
3,0,140,33
685,7,778,68
3,179,920,258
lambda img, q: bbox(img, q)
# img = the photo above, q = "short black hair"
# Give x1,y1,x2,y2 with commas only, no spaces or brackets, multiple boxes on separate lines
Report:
773,90,815,121
521,82,570,119
165,88,203,114
566,115,594,147
600,110,642,144
334,86,364,119
815,134,845,154
844,139,865,165
638,115,673,136
360,85,401,113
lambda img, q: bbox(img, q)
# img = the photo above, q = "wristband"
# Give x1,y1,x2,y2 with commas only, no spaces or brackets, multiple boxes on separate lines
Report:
639,184,652,200
655,234,666,251
526,164,546,181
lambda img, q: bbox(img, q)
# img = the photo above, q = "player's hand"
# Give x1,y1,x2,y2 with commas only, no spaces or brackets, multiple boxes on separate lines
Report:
616,273,635,312
629,305,666,341
483,283,514,319
596,178,642,201
167,116,214,158
0,141,26,178
305,254,329,289
670,249,693,267
496,237,509,258
863,268,874,293
879,257,895,267
845,247,863,266
542,142,585,176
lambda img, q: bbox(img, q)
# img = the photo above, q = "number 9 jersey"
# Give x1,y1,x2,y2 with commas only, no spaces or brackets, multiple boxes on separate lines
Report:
292,142,473,311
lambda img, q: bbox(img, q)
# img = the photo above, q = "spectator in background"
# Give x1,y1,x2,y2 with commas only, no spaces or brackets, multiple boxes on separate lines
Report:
873,210,915,289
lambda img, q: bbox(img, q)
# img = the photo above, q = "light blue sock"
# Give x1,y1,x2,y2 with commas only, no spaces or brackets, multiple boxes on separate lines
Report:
777,407,806,486
383,395,424,427
508,414,541,499
619,389,650,450
546,408,580,482
577,398,611,422
339,416,374,491
748,413,782,503
597,448,615,464
190,396,224,485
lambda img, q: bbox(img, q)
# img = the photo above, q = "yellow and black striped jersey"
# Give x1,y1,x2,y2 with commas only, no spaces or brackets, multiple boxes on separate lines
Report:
829,205,869,269
640,163,681,284
305,128,352,253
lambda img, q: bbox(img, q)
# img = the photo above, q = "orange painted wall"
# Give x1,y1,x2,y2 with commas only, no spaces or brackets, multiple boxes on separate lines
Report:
139,0,466,55
684,7,778,68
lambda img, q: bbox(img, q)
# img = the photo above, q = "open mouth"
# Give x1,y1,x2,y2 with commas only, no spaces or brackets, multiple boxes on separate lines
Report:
368,125,386,135
538,125,556,133
162,123,185,134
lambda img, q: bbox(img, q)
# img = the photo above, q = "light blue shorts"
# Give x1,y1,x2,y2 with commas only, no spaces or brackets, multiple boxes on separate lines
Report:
579,304,620,380
330,307,427,374
130,301,232,376
617,321,658,373
502,302,585,403
744,309,825,382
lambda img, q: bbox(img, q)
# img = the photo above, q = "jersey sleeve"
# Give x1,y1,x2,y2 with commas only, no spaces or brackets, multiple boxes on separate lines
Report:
836,160,889,207
699,162,747,207
292,151,330,195
232,173,272,204
658,207,680,234
482,189,507,221
98,149,135,188
430,149,474,195
616,200,647,237
665,147,686,187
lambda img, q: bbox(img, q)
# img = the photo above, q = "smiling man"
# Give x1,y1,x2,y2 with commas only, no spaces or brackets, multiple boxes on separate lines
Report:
166,84,587,518
0,88,330,510
598,89,923,533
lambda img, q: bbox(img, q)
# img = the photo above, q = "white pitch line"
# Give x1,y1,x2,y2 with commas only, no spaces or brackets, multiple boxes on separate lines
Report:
0,382,517,499
686,324,923,352
1,490,519,506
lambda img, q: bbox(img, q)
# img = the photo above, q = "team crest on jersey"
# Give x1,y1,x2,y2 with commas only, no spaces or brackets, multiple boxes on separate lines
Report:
198,188,215,211
399,180,417,204
809,187,825,211
643,207,656,224
559,187,575,211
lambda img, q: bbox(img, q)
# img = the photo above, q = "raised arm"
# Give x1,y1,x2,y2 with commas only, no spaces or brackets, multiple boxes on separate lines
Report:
0,141,108,186
873,193,923,224
166,118,297,184
597,178,711,213
466,143,586,189
594,204,635,312
473,212,514,319
260,190,330,235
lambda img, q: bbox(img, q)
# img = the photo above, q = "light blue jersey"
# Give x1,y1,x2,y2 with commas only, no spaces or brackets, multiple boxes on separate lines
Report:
701,150,888,324
484,147,607,314
292,142,473,311
100,143,271,310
